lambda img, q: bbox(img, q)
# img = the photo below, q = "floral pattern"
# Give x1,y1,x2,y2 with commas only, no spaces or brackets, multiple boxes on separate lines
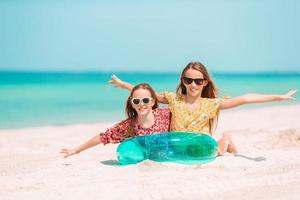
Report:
99,107,171,144
163,92,220,134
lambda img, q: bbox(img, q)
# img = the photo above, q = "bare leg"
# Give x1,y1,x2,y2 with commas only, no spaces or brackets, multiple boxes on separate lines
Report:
217,133,229,155
227,133,238,155
217,133,238,156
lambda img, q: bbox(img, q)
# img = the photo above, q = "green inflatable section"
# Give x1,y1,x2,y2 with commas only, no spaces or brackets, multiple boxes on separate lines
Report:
117,132,218,165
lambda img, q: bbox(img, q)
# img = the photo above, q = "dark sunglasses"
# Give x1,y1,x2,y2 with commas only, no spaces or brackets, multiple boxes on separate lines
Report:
131,97,153,105
182,77,205,85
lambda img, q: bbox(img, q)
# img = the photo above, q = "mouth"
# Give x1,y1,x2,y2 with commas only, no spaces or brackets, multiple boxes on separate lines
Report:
137,107,148,112
189,88,199,92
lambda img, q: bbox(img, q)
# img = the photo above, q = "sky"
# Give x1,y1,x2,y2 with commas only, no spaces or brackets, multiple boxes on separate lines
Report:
0,0,299,72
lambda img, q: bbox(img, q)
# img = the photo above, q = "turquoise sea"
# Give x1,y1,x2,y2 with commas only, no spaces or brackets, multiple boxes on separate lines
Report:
0,71,299,129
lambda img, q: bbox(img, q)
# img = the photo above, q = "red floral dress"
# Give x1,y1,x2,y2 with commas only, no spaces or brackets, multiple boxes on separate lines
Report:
99,107,171,144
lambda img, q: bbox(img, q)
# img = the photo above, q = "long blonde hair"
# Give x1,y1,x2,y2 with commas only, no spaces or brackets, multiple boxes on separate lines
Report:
176,61,219,134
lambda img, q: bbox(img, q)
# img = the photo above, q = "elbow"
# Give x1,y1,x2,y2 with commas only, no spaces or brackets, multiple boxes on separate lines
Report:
240,94,252,104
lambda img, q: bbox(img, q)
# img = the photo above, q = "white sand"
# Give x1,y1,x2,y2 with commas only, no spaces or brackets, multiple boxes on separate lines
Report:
1,104,300,200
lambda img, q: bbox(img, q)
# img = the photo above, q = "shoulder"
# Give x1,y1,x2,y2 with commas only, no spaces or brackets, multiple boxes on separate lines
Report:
153,107,171,120
202,97,221,104
163,91,176,100
111,118,132,130
202,98,221,108
163,91,184,103
154,106,171,115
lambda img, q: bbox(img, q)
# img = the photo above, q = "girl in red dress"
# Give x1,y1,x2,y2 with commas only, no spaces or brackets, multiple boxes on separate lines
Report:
60,83,171,158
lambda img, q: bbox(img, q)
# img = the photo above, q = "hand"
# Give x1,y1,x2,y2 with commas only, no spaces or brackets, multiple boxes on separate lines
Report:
60,148,78,158
280,89,298,100
108,74,127,89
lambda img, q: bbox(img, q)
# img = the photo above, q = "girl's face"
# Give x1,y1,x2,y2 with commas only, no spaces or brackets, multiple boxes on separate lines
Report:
182,68,208,97
131,89,155,116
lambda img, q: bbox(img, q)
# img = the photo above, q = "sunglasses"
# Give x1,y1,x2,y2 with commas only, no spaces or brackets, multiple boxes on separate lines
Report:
182,77,205,85
131,97,153,105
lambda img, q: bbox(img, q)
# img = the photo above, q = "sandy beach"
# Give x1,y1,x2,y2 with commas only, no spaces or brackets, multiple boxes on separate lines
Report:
1,104,300,200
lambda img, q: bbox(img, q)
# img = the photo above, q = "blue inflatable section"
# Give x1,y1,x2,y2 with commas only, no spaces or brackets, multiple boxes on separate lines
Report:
117,132,218,165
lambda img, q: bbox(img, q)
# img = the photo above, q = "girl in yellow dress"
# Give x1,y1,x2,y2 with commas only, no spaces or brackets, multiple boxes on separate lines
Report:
109,61,297,155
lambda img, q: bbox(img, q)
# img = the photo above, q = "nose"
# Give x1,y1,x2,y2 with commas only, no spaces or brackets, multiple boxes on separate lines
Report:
138,102,148,107
190,81,197,87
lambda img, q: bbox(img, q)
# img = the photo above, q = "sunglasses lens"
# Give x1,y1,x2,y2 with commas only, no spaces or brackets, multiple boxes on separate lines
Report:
142,98,150,104
194,79,203,85
132,99,140,105
183,77,193,84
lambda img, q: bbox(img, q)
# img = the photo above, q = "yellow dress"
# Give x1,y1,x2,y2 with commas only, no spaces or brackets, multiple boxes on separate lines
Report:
163,92,221,134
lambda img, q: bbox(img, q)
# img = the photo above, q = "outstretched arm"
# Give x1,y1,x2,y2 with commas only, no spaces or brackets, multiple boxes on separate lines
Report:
108,74,169,104
220,89,297,110
60,135,101,158
109,74,134,91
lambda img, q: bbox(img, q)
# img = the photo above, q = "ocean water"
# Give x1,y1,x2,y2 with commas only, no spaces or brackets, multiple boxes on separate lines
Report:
0,71,299,129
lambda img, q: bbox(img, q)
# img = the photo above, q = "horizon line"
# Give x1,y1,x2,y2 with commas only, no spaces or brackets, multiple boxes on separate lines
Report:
0,69,300,75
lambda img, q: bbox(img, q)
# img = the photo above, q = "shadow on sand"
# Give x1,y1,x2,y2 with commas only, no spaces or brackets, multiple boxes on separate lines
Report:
234,154,266,162
100,160,121,166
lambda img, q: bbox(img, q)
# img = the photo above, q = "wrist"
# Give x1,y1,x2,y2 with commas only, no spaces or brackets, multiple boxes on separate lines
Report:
120,81,126,86
74,148,81,154
276,94,285,101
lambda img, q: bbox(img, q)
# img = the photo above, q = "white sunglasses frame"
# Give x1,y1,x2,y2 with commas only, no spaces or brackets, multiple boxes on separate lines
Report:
131,97,153,105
